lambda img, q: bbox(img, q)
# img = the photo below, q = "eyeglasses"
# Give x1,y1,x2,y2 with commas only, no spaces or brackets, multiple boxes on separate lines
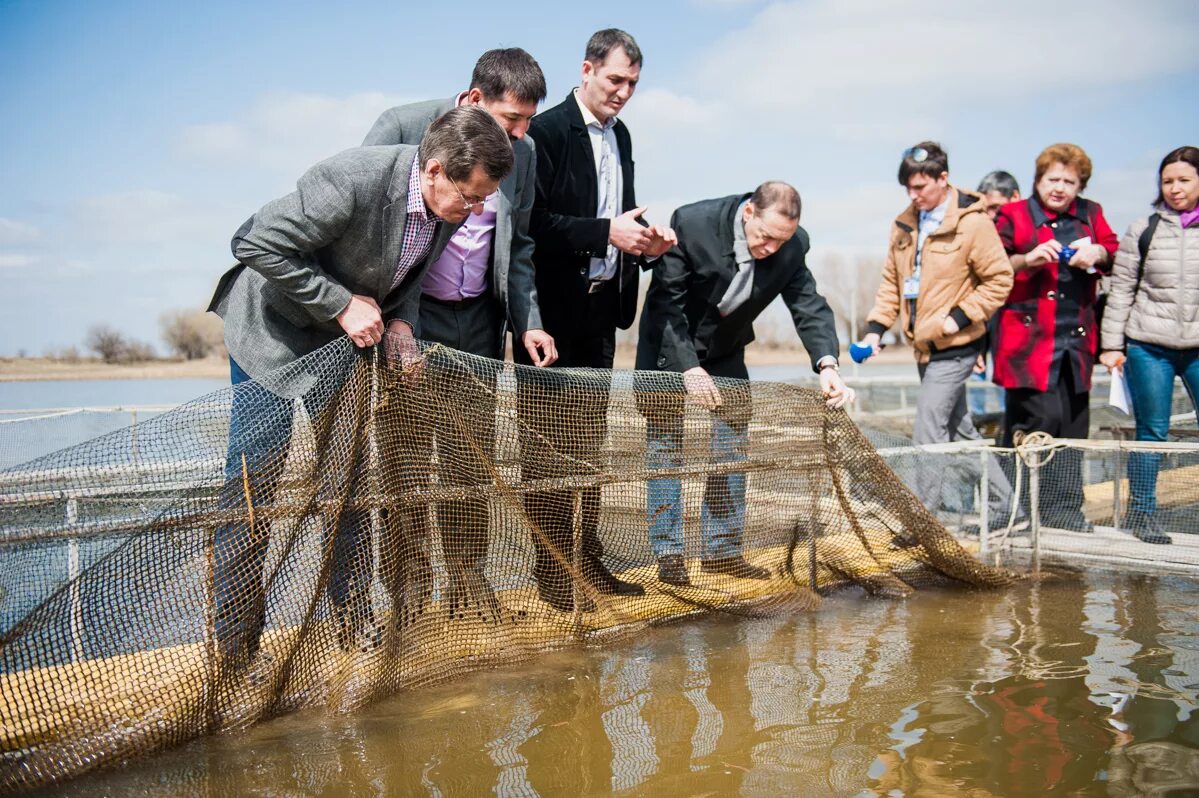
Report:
903,146,930,163
445,172,487,211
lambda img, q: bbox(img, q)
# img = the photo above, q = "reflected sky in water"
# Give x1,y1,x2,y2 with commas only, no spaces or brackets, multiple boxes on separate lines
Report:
50,572,1199,797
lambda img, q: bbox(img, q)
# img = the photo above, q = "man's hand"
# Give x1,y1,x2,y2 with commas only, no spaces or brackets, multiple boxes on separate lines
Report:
1025,239,1063,268
383,319,424,380
522,329,558,367
1068,243,1108,270
609,206,654,255
1098,350,1126,372
820,367,855,410
941,315,961,337
337,294,384,347
642,225,678,259
683,366,722,410
973,353,987,375
861,332,882,355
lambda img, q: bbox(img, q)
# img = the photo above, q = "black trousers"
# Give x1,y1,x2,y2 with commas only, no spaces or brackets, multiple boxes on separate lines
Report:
1003,363,1090,524
514,285,618,600
413,295,502,579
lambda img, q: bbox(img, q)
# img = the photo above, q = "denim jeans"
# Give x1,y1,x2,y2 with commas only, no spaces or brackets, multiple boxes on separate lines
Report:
646,414,749,561
213,356,369,665
1125,340,1199,515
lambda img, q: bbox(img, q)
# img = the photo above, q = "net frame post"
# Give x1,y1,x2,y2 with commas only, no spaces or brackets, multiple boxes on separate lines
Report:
571,490,583,638
1029,453,1042,574
65,497,83,663
1112,428,1126,533
978,449,990,558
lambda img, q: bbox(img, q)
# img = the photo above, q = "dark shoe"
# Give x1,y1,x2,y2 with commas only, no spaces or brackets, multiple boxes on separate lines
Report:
1127,511,1172,545
539,582,594,611
1042,512,1092,534
536,580,595,613
584,562,646,597
700,556,771,580
657,555,691,586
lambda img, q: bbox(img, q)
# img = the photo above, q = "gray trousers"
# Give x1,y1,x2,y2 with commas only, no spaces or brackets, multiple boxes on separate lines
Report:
914,352,1014,524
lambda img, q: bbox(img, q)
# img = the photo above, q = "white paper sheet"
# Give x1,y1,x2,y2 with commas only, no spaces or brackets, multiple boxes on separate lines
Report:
1109,366,1133,415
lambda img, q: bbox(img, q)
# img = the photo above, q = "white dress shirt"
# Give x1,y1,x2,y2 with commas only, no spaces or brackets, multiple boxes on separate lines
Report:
573,89,622,282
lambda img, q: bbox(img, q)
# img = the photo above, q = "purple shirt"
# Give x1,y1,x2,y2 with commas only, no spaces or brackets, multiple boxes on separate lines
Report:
1180,207,1199,229
422,190,499,301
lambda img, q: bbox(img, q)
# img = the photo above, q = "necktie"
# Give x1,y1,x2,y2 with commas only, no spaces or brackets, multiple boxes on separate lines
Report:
718,259,755,317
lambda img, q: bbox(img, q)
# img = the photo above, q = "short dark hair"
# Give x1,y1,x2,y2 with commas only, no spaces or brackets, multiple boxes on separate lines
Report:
897,141,949,186
419,105,513,182
749,180,801,220
1154,145,1199,209
585,28,642,67
977,170,1020,199
470,48,547,105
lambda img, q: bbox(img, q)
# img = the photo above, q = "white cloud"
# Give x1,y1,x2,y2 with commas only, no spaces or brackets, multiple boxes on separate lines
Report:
0,253,37,269
694,0,1199,112
73,189,237,253
0,218,41,246
176,90,408,178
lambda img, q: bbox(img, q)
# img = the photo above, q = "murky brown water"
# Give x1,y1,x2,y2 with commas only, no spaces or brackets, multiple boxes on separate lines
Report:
44,573,1199,797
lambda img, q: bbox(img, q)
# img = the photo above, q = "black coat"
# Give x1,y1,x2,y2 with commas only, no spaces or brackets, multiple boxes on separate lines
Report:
527,92,643,333
636,194,839,378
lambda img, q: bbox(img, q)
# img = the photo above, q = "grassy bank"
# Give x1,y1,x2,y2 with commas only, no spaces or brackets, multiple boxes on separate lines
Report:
0,356,229,382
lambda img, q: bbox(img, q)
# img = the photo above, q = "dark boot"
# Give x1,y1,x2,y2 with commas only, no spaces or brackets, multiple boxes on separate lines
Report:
1127,511,1172,545
657,555,691,586
700,555,770,580
583,559,646,597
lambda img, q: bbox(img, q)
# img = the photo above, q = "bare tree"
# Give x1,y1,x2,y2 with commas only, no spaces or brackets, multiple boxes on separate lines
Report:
160,309,224,360
86,325,128,363
85,324,157,363
811,252,888,343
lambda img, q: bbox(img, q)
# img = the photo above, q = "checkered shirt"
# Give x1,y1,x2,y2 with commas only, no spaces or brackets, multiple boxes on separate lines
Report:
391,156,440,290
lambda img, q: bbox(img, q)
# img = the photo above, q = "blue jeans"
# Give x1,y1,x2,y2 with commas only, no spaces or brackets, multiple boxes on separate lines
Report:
647,414,748,561
213,356,370,665
1125,340,1199,515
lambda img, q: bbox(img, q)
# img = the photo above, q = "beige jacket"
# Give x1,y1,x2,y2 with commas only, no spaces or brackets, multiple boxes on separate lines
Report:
867,187,1014,362
1101,210,1199,351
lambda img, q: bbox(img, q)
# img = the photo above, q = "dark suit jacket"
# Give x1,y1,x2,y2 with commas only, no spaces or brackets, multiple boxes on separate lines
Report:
527,92,643,334
636,194,839,379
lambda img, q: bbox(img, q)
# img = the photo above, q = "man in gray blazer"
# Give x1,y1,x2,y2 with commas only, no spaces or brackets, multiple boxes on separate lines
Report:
360,48,554,621
207,106,514,672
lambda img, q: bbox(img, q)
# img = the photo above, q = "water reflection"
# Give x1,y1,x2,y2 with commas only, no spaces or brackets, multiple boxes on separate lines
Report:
48,574,1199,797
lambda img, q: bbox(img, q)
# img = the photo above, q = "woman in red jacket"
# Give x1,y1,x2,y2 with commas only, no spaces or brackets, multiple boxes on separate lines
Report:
993,143,1119,532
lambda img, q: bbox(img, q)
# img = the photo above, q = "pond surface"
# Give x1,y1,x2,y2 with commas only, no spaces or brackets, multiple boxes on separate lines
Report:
36,573,1199,797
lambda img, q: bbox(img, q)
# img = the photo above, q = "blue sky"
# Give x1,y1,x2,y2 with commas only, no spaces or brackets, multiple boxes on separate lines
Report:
1,0,1196,356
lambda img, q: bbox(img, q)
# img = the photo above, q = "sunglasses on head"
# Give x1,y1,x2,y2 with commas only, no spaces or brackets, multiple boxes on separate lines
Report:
903,146,930,163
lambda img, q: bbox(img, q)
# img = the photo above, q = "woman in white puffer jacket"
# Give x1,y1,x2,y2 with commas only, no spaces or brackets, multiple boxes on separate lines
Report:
1099,145,1199,545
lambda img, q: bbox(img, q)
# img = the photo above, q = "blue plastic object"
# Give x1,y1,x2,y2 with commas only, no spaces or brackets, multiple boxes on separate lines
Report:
849,342,875,364
1058,245,1077,265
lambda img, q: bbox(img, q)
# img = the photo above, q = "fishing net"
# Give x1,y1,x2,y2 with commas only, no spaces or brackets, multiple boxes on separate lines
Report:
0,335,1016,792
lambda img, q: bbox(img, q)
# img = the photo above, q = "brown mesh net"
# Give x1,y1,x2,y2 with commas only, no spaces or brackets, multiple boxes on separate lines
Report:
0,336,1017,792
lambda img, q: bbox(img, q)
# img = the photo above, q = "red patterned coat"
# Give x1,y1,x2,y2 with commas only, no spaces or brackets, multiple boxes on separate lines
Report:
992,197,1119,392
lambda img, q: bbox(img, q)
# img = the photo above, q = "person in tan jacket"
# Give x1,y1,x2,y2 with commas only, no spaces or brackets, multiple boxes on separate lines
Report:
861,141,1016,531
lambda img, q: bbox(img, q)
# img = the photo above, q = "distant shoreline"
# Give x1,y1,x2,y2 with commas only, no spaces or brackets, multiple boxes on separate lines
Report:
1,345,915,382
0,356,230,382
